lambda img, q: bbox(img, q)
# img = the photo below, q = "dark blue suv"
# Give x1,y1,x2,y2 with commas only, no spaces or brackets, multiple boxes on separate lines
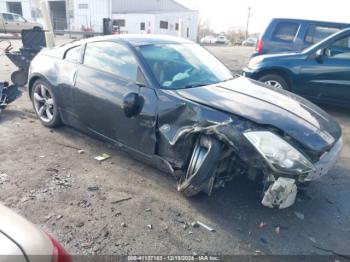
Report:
253,18,350,57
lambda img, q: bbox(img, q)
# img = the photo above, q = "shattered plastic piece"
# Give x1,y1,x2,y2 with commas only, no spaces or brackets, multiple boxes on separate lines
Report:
147,224,153,229
261,177,297,209
78,150,85,154
294,212,305,220
94,153,111,162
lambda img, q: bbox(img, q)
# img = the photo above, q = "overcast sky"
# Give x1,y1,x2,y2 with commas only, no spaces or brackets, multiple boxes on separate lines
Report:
176,0,350,33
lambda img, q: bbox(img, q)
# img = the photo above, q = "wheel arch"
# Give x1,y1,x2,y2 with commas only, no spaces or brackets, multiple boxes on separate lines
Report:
255,68,294,90
28,73,52,99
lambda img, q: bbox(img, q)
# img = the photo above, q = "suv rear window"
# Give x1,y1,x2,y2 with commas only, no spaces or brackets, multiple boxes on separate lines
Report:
305,25,340,44
272,22,300,42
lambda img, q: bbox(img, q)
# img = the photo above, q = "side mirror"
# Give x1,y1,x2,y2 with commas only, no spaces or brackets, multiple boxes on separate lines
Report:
123,92,144,118
315,49,324,62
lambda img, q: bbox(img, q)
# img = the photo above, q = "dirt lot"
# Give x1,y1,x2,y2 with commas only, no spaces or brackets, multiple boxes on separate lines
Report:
0,39,350,256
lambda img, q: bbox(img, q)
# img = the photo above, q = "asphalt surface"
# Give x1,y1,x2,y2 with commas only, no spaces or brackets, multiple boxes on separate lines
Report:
0,39,349,256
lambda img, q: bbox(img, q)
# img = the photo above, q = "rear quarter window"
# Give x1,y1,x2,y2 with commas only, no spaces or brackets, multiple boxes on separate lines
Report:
272,22,300,42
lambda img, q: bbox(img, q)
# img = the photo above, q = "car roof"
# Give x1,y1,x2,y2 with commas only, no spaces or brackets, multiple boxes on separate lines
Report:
75,34,194,47
272,18,350,26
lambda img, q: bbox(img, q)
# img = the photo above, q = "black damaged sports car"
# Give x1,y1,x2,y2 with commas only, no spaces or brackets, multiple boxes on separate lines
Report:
28,35,343,208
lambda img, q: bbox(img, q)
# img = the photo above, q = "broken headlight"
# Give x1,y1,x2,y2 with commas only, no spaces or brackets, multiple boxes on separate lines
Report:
244,131,315,175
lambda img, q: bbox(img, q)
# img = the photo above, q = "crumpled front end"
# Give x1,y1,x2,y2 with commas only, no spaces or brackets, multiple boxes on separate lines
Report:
261,137,343,209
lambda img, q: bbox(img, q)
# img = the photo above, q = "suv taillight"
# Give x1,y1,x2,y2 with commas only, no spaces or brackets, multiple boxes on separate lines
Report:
47,234,72,262
256,39,263,54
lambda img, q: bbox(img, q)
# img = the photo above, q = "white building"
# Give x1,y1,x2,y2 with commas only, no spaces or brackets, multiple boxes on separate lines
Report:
0,0,198,41
70,0,198,41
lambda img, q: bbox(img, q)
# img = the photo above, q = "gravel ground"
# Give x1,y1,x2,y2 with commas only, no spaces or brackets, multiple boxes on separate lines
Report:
0,38,349,256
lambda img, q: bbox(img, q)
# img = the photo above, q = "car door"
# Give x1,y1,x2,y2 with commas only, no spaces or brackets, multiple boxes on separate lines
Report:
1,13,19,33
73,41,157,155
13,14,30,30
298,33,350,105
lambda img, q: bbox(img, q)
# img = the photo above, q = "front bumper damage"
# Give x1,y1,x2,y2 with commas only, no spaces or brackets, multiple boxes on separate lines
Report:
262,137,343,209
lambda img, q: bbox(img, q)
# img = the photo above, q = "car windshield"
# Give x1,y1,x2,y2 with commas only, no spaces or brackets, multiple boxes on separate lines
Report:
138,43,233,89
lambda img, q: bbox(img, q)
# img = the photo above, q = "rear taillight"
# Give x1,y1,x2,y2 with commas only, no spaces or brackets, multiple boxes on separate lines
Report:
256,39,263,54
47,234,72,262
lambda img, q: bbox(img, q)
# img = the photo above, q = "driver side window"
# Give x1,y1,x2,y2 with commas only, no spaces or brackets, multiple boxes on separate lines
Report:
326,35,350,59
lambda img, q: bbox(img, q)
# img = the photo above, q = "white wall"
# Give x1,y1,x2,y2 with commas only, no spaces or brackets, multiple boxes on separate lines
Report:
111,13,155,34
112,11,198,41
153,11,198,41
70,0,111,32
0,0,32,20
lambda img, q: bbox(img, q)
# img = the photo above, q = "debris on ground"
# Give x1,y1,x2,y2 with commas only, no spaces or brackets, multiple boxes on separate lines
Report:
147,224,153,229
110,197,132,204
94,153,111,162
145,208,151,212
78,150,85,154
308,237,317,243
121,222,127,228
87,186,99,191
55,142,81,150
75,222,85,228
258,221,267,229
275,226,280,235
294,212,305,220
192,221,215,232
0,173,9,184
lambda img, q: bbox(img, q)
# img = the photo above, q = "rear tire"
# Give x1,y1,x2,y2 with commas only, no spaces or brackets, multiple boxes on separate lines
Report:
258,74,289,90
177,135,222,197
31,79,61,128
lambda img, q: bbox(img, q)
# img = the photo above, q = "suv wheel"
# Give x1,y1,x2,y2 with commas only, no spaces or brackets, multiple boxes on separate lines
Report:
258,74,289,90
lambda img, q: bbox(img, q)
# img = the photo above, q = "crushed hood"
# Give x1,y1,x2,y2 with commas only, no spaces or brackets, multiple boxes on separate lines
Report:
173,77,341,153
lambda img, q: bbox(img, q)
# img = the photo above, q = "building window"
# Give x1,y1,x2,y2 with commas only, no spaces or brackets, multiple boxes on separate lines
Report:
78,3,88,9
6,2,23,15
175,23,179,31
113,19,125,27
140,22,145,31
160,21,168,29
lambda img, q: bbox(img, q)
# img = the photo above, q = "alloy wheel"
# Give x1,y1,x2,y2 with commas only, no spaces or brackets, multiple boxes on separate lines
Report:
33,84,55,123
264,80,283,89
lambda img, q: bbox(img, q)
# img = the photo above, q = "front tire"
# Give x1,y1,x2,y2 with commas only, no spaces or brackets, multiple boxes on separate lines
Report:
258,74,289,90
31,79,61,127
177,135,222,197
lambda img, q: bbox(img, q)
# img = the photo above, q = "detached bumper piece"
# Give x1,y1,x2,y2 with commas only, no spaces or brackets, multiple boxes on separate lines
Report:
262,177,297,209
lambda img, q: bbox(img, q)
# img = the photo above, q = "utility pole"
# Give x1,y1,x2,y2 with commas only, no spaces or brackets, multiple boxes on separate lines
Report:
40,0,55,47
245,7,251,40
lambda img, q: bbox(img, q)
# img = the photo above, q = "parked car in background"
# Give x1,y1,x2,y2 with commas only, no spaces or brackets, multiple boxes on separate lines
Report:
0,203,71,261
253,18,350,57
244,28,350,108
0,12,42,33
242,37,257,46
215,35,229,44
28,35,342,209
200,36,217,45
